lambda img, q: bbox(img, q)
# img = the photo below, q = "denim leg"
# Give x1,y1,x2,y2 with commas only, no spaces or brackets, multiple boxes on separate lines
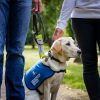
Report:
0,0,9,88
5,0,32,100
72,18,100,100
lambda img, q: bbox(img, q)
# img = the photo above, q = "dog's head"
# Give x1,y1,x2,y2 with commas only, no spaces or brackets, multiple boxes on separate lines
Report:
50,37,81,62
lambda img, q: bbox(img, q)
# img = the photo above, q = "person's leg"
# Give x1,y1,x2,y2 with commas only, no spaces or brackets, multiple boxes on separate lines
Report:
95,19,100,54
5,0,32,100
72,18,100,100
0,0,9,98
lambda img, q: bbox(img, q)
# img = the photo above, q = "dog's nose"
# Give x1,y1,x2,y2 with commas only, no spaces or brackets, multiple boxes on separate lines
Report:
77,50,81,55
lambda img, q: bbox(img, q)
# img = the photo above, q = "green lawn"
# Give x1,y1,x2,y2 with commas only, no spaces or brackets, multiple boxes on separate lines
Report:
23,45,49,71
63,63,85,90
23,45,94,91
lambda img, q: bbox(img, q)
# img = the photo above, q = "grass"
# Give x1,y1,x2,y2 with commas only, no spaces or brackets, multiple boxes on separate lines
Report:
62,63,85,90
23,45,86,90
23,45,49,71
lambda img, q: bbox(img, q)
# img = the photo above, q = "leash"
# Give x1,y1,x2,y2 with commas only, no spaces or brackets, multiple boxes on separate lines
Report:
32,13,46,58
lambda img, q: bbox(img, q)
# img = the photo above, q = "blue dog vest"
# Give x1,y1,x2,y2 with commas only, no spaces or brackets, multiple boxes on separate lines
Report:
24,60,55,90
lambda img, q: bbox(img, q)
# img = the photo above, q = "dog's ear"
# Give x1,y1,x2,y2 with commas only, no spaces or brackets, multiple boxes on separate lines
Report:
51,40,62,53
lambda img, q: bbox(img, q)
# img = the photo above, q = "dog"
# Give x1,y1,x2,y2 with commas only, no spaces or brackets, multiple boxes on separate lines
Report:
23,37,81,100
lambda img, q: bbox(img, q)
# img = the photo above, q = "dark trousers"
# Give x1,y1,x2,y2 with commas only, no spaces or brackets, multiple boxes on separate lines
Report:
0,0,32,100
72,18,100,100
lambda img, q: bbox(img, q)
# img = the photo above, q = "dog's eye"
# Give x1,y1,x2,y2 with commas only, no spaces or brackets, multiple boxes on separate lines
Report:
66,42,70,46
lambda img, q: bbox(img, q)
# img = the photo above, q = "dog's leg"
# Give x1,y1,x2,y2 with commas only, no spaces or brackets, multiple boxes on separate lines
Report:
43,82,51,100
51,87,59,100
51,92,58,100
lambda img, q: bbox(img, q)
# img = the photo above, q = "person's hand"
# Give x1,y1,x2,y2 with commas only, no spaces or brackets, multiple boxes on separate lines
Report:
52,28,64,41
32,0,43,13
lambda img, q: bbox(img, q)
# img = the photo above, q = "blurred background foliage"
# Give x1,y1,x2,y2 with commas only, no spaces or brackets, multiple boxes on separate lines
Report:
26,0,73,47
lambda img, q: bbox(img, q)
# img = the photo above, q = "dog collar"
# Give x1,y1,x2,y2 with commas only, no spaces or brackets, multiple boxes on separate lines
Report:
48,51,63,63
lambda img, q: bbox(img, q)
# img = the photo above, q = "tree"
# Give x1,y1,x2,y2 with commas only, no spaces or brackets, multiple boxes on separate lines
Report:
26,0,73,46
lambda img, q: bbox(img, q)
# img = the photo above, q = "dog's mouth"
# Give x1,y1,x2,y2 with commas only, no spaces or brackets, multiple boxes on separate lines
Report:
67,53,81,59
68,50,81,58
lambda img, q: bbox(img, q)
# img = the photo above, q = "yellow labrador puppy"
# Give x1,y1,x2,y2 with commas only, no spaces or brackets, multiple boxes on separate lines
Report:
24,37,81,100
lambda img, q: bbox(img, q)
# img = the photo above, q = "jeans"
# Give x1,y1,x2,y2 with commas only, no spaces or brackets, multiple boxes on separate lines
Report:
0,0,32,100
72,18,100,100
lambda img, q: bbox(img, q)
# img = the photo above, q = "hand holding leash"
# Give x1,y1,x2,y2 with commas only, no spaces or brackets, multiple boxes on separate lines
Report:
32,0,43,13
